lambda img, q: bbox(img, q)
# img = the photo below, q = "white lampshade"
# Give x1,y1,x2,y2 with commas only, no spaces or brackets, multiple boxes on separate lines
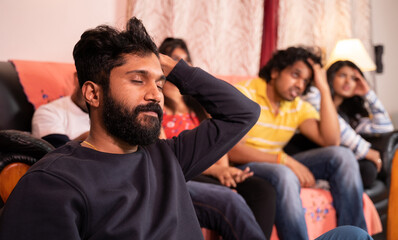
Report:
326,38,376,72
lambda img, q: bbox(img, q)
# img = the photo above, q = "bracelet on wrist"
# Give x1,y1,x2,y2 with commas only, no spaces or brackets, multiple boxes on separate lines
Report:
277,152,287,165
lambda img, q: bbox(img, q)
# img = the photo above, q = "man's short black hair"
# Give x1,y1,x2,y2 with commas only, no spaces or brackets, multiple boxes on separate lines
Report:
259,47,322,94
73,17,158,93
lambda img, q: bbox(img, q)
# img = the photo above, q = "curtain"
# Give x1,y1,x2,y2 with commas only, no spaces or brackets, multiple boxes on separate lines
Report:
126,0,264,76
277,0,372,63
260,0,279,69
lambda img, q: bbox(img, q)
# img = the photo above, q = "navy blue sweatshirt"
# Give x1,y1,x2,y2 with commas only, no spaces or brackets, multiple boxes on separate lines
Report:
0,60,260,240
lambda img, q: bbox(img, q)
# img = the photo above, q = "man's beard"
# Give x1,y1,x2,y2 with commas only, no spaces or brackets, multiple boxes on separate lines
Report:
102,93,163,146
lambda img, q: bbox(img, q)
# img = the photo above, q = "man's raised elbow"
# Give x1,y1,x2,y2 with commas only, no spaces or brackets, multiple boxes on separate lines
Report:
249,102,261,125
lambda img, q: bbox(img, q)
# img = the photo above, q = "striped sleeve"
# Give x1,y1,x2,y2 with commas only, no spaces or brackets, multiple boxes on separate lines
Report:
303,86,371,159
301,86,321,112
339,116,371,159
356,90,394,134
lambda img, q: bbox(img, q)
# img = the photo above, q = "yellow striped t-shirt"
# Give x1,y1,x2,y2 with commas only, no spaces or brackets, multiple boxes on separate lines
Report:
235,77,319,154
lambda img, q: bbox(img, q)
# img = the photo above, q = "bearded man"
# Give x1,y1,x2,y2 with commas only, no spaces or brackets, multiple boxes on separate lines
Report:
0,17,260,240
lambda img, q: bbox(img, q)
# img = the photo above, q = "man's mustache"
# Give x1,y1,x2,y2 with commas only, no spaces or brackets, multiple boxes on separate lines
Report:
134,103,163,120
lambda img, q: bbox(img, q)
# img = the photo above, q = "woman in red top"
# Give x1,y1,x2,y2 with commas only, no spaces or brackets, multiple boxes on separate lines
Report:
159,38,276,239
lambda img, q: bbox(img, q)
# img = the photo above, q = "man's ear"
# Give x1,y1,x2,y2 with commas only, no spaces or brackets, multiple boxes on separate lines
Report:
270,68,279,80
82,81,101,108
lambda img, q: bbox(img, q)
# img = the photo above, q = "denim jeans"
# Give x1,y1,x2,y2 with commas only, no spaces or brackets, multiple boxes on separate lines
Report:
238,146,367,240
186,181,266,240
315,226,373,240
192,175,276,239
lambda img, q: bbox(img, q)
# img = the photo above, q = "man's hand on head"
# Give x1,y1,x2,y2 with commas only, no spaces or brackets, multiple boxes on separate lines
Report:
307,58,329,93
159,54,178,77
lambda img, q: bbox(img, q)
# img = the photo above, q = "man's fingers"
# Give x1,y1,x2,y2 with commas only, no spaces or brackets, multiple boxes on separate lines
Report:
307,58,315,66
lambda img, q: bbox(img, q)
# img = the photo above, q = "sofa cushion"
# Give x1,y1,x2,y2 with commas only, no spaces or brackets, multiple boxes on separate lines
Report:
11,60,76,110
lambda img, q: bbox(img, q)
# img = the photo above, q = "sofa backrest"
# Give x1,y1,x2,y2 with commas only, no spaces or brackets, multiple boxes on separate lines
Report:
0,61,34,132
0,60,75,132
0,59,255,133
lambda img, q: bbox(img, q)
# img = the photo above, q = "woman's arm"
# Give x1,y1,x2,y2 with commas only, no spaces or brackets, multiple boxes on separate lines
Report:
353,70,394,133
356,90,394,133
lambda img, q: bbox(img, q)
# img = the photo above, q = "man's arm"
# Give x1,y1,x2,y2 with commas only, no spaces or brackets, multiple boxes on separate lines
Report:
160,56,260,180
0,172,85,240
299,60,340,147
229,138,316,187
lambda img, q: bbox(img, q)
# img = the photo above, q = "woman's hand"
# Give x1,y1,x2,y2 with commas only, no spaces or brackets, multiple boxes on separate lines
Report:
353,69,370,96
206,165,253,188
366,148,382,172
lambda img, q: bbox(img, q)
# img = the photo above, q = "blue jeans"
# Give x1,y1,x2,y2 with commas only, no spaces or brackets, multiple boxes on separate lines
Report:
186,181,266,240
238,146,367,240
315,226,373,240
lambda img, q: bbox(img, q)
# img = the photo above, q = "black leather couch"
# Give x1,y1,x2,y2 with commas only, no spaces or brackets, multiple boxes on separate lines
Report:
1,60,397,238
0,61,35,132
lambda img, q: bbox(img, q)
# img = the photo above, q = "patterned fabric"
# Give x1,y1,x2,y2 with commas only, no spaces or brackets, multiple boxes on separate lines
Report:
269,189,382,240
235,78,319,154
162,112,200,138
126,0,263,76
277,0,372,62
303,86,393,159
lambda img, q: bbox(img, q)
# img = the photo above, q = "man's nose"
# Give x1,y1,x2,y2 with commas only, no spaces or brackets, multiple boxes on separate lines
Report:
296,79,305,91
144,82,162,103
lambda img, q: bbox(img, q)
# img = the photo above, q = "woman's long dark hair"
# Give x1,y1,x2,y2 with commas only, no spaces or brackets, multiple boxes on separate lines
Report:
159,38,208,122
327,61,369,129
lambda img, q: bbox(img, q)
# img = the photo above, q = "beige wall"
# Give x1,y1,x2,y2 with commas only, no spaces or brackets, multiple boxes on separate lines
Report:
0,0,126,63
371,0,398,129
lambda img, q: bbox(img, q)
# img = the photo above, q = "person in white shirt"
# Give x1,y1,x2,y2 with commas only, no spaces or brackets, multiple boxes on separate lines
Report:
31,73,89,148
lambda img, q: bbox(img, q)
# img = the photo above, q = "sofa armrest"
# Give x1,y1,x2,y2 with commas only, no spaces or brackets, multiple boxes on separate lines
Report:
0,130,54,166
361,130,398,185
0,130,55,207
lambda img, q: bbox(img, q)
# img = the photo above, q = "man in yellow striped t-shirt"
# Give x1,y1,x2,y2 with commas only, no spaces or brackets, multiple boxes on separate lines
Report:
229,47,366,240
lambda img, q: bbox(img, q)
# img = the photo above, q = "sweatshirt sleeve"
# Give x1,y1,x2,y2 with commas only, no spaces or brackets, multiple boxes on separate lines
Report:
0,171,86,240
165,60,260,180
356,90,394,134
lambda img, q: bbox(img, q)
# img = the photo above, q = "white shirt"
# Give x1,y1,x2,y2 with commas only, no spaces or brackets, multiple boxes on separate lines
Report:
32,96,90,140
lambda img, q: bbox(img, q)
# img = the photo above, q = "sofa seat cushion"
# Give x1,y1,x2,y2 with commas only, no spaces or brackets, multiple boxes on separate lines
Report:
269,189,382,240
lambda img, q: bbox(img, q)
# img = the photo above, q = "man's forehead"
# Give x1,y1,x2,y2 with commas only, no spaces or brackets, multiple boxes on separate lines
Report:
115,53,163,75
291,61,312,75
